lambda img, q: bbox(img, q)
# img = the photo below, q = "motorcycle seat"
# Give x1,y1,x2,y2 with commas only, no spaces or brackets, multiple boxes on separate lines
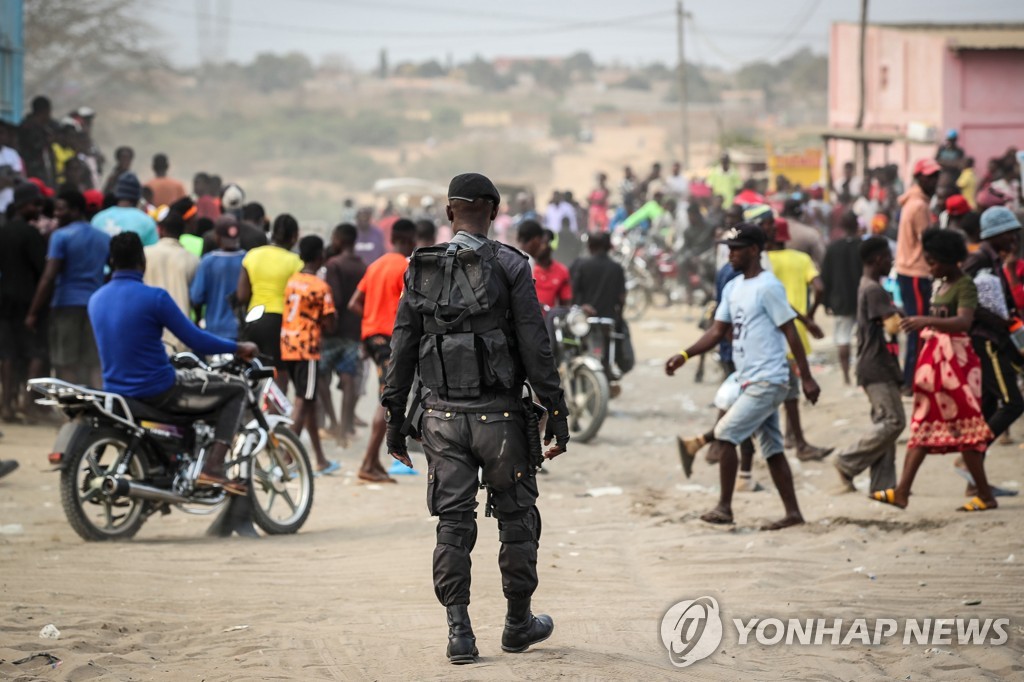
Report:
123,398,217,425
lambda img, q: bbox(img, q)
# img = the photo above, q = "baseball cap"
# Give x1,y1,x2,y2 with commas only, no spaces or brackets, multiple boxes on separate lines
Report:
743,203,773,224
980,206,1022,240
13,181,42,208
221,183,245,211
75,106,96,119
83,189,104,213
448,173,500,206
945,195,970,217
773,217,791,242
718,222,766,250
27,176,55,199
214,215,241,243
913,158,941,177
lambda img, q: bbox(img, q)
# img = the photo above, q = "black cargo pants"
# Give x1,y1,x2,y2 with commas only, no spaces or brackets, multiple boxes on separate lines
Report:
421,407,540,606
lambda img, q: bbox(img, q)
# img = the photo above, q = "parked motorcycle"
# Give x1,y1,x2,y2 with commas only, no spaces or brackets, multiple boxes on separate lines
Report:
29,354,314,541
551,307,616,443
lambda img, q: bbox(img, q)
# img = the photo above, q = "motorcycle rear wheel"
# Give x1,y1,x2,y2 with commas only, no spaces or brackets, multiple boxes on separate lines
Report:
624,285,651,321
249,426,314,535
567,364,610,443
60,429,148,541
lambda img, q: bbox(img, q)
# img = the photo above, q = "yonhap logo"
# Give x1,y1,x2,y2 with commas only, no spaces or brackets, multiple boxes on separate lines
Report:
660,597,724,668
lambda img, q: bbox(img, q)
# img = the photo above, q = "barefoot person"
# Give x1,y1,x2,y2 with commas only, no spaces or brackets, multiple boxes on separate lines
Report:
348,219,416,483
666,223,821,530
871,229,995,512
832,237,904,494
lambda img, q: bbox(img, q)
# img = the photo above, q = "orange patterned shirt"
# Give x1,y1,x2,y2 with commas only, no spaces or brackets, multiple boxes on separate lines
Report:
280,272,336,360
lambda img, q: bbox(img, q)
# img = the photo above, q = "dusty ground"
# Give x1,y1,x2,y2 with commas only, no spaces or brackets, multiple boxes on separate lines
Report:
1,306,1022,681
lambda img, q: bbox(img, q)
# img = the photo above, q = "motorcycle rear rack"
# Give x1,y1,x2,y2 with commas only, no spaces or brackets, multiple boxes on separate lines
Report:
28,378,141,434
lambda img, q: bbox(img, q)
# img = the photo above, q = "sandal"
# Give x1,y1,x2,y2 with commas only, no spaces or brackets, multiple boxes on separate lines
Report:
699,508,734,525
957,496,996,512
869,488,907,509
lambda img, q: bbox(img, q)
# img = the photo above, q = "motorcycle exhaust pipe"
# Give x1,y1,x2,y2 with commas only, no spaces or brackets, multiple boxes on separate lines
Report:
102,476,191,506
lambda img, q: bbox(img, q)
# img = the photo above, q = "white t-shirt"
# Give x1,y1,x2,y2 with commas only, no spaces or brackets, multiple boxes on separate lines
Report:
0,146,25,213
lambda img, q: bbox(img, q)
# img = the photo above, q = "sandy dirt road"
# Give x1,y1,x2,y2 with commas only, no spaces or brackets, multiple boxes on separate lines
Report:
1,306,1022,680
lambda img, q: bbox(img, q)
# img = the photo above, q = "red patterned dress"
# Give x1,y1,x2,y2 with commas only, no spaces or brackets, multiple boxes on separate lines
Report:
908,275,993,453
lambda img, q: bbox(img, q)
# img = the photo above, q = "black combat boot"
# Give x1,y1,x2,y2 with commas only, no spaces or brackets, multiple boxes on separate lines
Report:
500,598,554,653
446,605,479,664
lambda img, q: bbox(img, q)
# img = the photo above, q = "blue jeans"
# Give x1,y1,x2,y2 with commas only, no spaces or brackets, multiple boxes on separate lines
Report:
713,381,790,457
896,274,932,389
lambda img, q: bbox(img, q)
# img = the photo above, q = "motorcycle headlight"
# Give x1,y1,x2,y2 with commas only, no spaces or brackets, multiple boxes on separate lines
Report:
567,308,591,337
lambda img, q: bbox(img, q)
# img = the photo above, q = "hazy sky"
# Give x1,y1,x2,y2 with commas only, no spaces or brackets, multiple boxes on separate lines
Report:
145,0,1024,70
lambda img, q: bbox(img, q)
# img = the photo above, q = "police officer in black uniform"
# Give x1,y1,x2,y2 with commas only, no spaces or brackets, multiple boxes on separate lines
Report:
383,173,570,665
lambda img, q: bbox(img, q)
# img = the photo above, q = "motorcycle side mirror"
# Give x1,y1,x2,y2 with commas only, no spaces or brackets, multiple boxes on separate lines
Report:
245,305,266,324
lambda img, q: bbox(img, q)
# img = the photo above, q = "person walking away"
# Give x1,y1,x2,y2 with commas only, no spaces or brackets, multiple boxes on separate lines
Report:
91,172,158,246
383,173,569,663
90,232,259,495
960,206,1024,493
822,211,864,385
958,157,978,209
281,235,339,475
25,189,110,387
348,219,416,483
353,207,387,265
17,96,54,187
322,223,367,445
144,212,200,353
236,214,302,383
895,159,942,393
0,183,48,421
588,173,611,231
872,229,995,512
833,237,904,494
752,207,831,460
666,223,821,530
145,153,187,208
190,218,246,341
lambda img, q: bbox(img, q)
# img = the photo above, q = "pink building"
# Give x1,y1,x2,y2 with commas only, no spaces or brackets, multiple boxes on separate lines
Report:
828,23,1024,182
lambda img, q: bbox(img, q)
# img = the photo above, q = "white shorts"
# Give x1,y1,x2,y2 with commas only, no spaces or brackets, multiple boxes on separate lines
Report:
834,316,856,347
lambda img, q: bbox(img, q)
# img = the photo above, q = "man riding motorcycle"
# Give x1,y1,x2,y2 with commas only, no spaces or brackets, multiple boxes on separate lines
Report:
88,232,259,495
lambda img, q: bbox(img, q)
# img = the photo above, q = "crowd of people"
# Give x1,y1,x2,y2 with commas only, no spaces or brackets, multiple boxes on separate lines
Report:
2,93,1023,522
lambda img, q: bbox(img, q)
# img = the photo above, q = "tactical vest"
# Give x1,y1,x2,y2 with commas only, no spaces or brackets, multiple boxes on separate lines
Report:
405,232,518,400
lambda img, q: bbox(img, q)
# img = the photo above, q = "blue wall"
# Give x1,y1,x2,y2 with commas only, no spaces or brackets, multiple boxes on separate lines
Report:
0,0,24,124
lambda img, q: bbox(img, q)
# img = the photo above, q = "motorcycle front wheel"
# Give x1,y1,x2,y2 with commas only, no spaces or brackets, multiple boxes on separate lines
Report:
567,363,610,443
60,429,149,541
249,426,314,535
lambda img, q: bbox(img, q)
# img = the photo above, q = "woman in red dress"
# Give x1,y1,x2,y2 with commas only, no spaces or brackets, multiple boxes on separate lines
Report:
872,228,996,511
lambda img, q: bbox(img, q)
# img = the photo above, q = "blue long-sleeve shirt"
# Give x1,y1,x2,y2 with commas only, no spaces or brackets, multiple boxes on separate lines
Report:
89,270,238,398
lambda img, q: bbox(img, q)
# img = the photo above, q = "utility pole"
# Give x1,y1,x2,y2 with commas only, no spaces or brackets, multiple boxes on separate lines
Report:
676,0,690,169
854,0,869,176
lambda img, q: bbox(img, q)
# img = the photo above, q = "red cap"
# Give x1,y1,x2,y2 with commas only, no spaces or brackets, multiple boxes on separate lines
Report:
913,158,941,177
27,177,55,198
83,189,104,212
773,217,791,242
945,194,970,217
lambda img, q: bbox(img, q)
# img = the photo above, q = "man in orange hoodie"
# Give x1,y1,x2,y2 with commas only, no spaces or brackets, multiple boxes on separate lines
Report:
895,158,941,391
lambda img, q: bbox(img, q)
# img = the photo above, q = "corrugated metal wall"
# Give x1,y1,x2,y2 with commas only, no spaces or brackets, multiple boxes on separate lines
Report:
0,0,24,123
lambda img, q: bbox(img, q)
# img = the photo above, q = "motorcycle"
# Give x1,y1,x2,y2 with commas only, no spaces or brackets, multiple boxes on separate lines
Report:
551,307,616,443
28,354,314,541
613,231,657,321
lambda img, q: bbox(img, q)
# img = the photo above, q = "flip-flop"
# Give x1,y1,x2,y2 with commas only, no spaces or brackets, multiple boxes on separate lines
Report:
699,509,734,525
676,437,695,479
958,496,996,512
869,488,906,509
315,460,341,477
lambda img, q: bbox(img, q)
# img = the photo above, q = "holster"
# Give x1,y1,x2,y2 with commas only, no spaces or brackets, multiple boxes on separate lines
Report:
523,396,545,470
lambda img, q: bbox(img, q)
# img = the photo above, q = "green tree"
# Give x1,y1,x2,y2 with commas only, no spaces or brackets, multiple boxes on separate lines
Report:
245,52,315,93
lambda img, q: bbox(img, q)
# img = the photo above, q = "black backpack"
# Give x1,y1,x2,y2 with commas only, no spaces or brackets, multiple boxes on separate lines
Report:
405,232,518,400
